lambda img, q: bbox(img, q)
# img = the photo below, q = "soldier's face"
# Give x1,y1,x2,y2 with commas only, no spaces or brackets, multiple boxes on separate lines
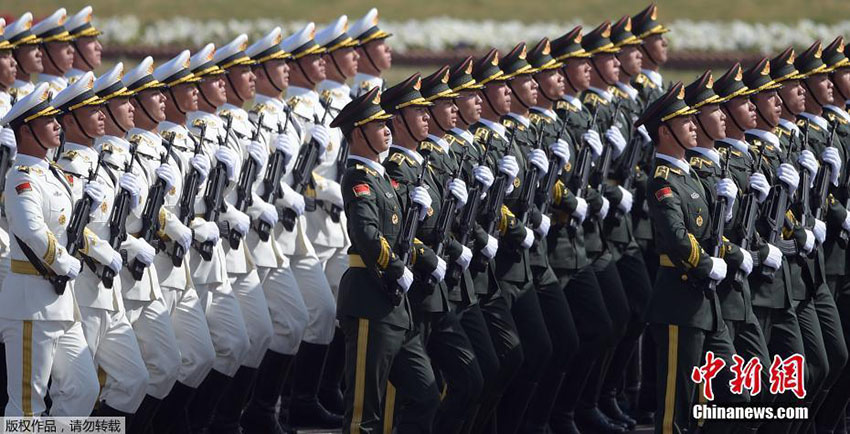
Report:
725,96,757,130
16,45,43,74
593,53,620,84
172,82,199,112
398,106,430,141
107,97,135,131
28,116,62,149
360,120,391,153
618,46,642,77
431,99,458,130
66,105,106,138
484,82,511,115
42,41,75,73
299,54,326,84
332,47,359,78
361,40,392,71
643,34,668,65
510,75,538,110
663,116,697,148
227,64,256,100
455,90,482,123
754,91,782,126
134,89,167,122
199,76,227,107
778,80,806,115
72,36,102,70
697,104,726,140
535,70,565,100
806,74,833,105
255,59,289,94
564,58,591,91
0,50,17,88
833,69,850,101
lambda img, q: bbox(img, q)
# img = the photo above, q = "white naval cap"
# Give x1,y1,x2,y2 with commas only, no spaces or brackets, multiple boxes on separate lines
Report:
1,83,61,127
0,19,11,50
66,5,102,39
31,8,73,43
190,43,225,77
214,34,255,70
5,12,40,47
316,15,358,53
281,22,325,60
348,8,392,44
154,50,200,87
124,56,165,94
52,71,103,113
94,62,133,102
245,26,289,63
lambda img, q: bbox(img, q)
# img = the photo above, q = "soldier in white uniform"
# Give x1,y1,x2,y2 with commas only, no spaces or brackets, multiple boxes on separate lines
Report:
0,83,99,416
30,8,74,97
349,8,392,98
0,20,18,293
122,57,186,431
149,51,219,432
65,6,103,84
183,43,252,432
6,12,42,102
52,71,150,417
282,22,345,428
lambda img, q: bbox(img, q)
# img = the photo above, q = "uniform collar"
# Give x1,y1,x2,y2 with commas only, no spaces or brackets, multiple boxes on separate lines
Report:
16,153,49,169
615,82,639,99
778,118,800,136
655,152,690,174
64,141,98,157
718,137,750,155
746,128,781,150
799,112,829,130
13,79,33,91
287,85,319,103
349,154,385,177
531,106,557,120
354,72,382,86
587,86,613,102
255,93,285,111
219,102,248,117
187,110,223,129
426,134,450,151
824,104,850,123
690,146,720,166
506,112,531,128
36,73,68,88
478,118,507,139
95,135,130,152
390,144,424,164
158,120,186,132
641,69,663,88
127,128,163,147
561,94,582,110
450,127,474,145
318,80,352,101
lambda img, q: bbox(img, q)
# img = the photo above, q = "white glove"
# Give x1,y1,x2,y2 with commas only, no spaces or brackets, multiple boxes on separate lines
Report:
169,221,193,252
498,155,520,179
155,162,178,190
397,267,414,293
764,244,782,270
582,130,603,158
473,165,494,190
448,178,468,208
572,197,588,223
119,172,142,209
228,208,250,236
106,249,123,274
248,140,268,167
214,147,239,181
273,133,297,165
598,197,610,220
715,178,738,222
797,150,819,178
410,186,432,221
431,257,446,282
482,235,498,259
311,124,331,153
605,126,627,157
190,154,210,182
617,186,633,213
281,189,306,216
456,245,473,270
709,257,728,281
821,147,842,185
257,201,278,226
316,182,344,208
133,239,156,266
813,218,826,245
550,139,571,163
802,229,815,254
748,172,770,203
528,149,549,178
843,212,850,231
65,256,82,279
521,227,535,249
777,163,800,195
739,250,753,276
637,124,652,146
193,221,220,243
536,214,550,237
83,181,106,213
0,127,17,154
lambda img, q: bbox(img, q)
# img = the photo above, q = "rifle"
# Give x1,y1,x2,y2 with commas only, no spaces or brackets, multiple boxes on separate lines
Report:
592,100,624,203
536,114,572,215
446,144,487,284
171,120,207,265
760,134,796,281
129,132,175,280
812,122,838,223
568,106,600,228
798,123,812,229
471,129,512,270
0,144,12,218
708,149,732,293
103,142,140,287
734,142,766,284
229,113,265,249
432,147,468,287
256,113,291,241
198,114,235,260
517,120,544,224
66,151,105,278
392,154,432,305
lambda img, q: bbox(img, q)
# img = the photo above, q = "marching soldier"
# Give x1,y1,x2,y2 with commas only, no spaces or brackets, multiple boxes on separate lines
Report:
65,6,103,84
630,3,669,107
349,8,392,98
7,12,42,101
31,8,75,97
0,82,99,416
316,15,360,118
0,20,18,285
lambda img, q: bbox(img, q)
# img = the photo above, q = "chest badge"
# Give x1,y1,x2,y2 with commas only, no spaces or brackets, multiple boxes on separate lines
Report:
392,213,399,225
514,177,521,188
59,214,66,225
691,192,699,199
101,202,108,213
695,215,703,227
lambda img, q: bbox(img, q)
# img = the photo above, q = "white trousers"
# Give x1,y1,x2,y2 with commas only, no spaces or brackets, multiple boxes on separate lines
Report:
228,270,273,368
290,248,339,345
161,287,216,388
124,297,181,399
195,281,250,377
0,319,99,416
259,263,308,355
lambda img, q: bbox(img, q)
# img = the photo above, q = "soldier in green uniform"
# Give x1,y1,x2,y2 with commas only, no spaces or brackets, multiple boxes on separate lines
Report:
639,82,748,434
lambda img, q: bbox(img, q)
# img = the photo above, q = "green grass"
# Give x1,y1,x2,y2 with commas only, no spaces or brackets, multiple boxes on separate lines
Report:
13,0,850,24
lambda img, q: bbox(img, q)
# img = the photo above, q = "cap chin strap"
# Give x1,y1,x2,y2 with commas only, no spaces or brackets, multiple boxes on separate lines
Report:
26,123,52,152
362,44,382,76
71,111,97,141
695,113,718,142
400,110,422,145
13,50,32,76
134,95,159,126
721,105,748,136
507,81,531,110
329,51,347,81
591,57,616,87
358,125,381,156
295,61,316,88
262,62,284,94
640,45,660,69
72,40,96,71
457,107,473,127
835,79,850,103
197,83,217,111
225,74,247,104
534,76,558,103
663,121,690,152
41,43,65,76
427,107,449,134
754,101,776,129
480,88,504,119
168,87,187,115
802,80,825,109
105,104,128,134
780,93,797,118
563,70,580,95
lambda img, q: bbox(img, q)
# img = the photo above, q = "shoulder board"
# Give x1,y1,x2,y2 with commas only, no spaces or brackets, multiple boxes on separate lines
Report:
354,163,379,177
250,103,270,116
825,111,849,125
582,92,600,107
419,141,443,154
774,126,789,137
555,100,570,111
611,87,628,99
797,118,820,132
15,165,30,173
501,118,515,129
654,165,670,179
60,150,79,161
474,127,491,142
716,146,729,157
444,134,461,146
634,73,647,85
528,113,547,124
388,152,409,166
688,156,703,169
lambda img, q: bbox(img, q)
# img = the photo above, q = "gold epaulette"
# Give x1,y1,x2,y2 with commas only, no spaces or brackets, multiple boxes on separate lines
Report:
387,151,414,166
60,150,79,160
583,92,601,107
501,118,515,129
797,118,820,132
528,112,549,124
419,141,444,154
474,127,491,143
354,163,379,177
15,165,30,173
825,110,848,125
689,156,705,169
555,100,569,111
654,165,670,179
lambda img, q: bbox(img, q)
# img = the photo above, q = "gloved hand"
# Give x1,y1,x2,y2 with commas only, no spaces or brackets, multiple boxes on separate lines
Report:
605,126,627,157
0,127,17,156
65,256,82,279
777,163,800,195
214,147,239,181
802,229,815,254
456,245,473,271
473,165,494,190
431,257,446,282
797,150,819,178
617,186,633,213
521,227,535,249
155,163,178,190
316,182,344,208
281,189,306,216
709,257,727,281
583,130,603,158
119,172,142,209
248,140,268,167
397,267,414,293
739,250,753,276
550,138,571,163
134,239,156,266
715,178,738,221
498,155,519,183
311,124,331,153
637,124,652,146
814,218,826,245
598,197,610,220
107,249,123,274
482,235,498,259
572,197,588,223
84,181,106,213
528,149,549,178
190,154,210,182
764,244,782,270
229,208,250,236
822,147,842,185
193,221,220,243
448,178,468,208
257,201,278,226
748,172,770,203
273,133,297,165
410,186,432,221
536,214,550,237
169,221,193,252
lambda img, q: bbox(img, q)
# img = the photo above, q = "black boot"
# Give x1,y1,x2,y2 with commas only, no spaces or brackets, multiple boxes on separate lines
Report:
550,411,582,434
575,407,626,434
287,342,342,429
187,370,233,433
599,391,637,430
151,381,196,434
92,401,133,428
211,366,258,434
241,351,294,434
128,395,161,434
318,328,345,415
